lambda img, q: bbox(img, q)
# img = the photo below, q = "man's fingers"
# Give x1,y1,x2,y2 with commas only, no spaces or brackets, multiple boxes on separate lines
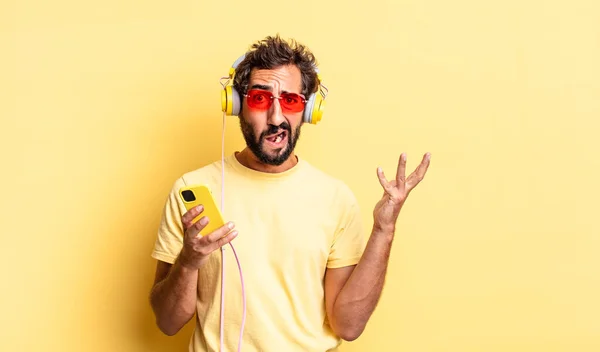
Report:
213,230,239,250
204,222,236,244
414,152,431,179
185,215,209,240
201,222,238,253
182,205,204,229
407,152,431,190
395,153,407,184
377,167,391,190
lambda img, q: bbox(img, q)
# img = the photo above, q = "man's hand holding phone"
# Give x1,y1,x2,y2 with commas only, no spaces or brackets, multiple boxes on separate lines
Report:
179,205,238,270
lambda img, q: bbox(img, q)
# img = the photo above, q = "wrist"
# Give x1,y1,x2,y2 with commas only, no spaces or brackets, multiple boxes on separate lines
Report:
177,250,199,272
372,224,396,244
373,222,396,234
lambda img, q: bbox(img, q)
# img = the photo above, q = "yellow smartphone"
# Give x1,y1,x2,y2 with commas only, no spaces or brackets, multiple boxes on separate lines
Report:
179,184,225,237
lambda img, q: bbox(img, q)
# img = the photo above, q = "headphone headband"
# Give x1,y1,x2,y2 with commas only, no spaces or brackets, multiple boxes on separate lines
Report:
232,54,245,69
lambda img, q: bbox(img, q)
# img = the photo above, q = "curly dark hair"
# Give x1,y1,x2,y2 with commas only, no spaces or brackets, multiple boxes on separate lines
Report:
233,35,319,99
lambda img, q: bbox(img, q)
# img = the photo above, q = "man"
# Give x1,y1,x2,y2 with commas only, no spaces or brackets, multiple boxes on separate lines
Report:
149,35,431,351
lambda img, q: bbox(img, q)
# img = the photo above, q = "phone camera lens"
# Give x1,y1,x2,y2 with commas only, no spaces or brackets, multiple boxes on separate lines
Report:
182,190,196,202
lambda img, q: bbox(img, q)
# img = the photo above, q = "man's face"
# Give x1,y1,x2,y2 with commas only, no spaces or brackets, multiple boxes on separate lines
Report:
239,65,305,166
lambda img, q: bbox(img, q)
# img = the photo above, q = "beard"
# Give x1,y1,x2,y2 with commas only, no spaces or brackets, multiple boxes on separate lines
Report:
239,113,302,166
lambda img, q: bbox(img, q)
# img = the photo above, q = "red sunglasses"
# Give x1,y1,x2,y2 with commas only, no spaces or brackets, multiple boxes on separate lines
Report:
244,89,307,113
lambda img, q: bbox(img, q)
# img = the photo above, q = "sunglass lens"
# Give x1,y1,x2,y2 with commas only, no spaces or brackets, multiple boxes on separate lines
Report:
247,90,272,110
280,93,305,112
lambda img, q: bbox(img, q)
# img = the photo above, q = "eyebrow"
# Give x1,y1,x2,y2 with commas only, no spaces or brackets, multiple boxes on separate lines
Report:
249,84,272,91
248,84,301,96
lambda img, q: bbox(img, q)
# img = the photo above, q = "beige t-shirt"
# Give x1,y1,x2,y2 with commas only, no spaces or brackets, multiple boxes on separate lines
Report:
152,153,366,352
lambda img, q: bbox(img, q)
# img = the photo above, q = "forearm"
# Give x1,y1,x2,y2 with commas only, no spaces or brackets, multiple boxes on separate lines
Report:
150,256,199,335
332,224,395,340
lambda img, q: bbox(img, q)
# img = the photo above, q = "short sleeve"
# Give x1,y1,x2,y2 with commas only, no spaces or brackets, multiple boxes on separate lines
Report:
327,184,366,269
151,178,187,264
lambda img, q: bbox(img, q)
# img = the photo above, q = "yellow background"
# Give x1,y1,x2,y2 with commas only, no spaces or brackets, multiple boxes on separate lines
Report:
2,0,599,351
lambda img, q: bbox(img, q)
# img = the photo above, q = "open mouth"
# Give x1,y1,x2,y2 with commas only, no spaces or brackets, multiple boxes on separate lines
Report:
264,130,288,146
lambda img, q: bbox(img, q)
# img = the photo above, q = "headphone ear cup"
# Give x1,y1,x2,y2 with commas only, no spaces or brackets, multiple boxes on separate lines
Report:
303,92,325,124
303,94,315,124
231,87,241,116
222,86,241,116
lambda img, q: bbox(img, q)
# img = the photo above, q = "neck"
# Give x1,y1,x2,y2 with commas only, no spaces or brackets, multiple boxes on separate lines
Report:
236,148,298,173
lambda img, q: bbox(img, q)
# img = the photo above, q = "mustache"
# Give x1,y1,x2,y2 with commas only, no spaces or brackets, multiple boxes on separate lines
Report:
262,122,291,138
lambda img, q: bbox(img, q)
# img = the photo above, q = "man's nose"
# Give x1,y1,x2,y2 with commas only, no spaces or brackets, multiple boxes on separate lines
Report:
267,98,286,127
